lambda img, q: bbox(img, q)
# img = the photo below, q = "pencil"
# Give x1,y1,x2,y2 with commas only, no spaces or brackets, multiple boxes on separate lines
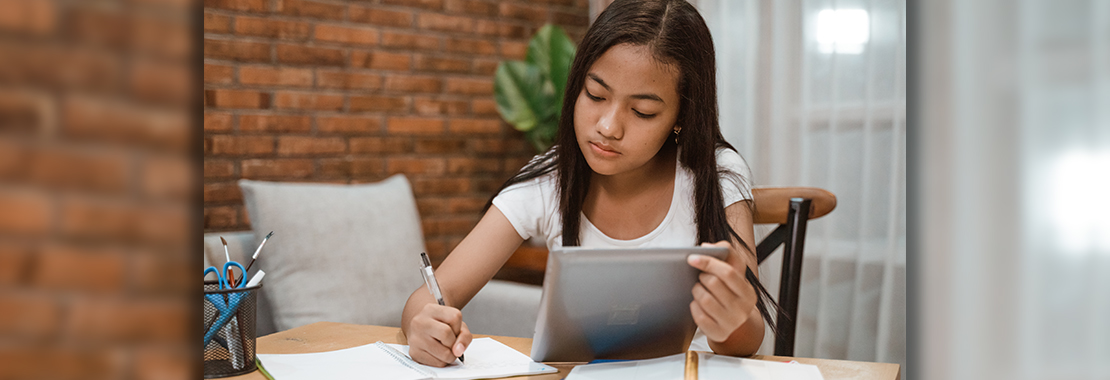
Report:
684,350,698,380
221,236,234,286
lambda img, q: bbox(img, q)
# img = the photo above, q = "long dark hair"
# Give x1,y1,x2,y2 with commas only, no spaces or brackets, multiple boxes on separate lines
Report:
487,0,783,335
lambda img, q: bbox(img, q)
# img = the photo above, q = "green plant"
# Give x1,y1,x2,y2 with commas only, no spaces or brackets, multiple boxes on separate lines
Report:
494,24,577,153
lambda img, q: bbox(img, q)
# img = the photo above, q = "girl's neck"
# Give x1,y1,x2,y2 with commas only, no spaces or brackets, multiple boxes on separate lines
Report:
589,143,678,197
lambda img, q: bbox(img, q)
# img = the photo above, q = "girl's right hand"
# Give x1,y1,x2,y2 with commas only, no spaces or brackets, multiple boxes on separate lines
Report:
406,303,472,367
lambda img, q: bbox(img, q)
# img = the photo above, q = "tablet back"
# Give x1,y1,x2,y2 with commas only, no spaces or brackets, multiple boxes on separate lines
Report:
529,246,729,362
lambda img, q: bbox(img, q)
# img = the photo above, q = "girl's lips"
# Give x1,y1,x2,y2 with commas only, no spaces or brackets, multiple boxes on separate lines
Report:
590,142,621,157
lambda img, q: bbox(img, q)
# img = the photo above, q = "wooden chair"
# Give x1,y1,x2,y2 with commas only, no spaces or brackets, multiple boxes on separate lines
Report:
751,187,836,357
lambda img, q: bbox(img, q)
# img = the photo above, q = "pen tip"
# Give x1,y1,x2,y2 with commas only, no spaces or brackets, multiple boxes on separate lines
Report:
220,236,227,245
266,231,274,238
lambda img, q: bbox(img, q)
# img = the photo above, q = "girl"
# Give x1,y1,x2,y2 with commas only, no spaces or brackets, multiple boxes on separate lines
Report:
401,0,777,366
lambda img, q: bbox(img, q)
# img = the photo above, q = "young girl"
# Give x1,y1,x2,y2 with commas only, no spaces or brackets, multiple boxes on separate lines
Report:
402,0,776,366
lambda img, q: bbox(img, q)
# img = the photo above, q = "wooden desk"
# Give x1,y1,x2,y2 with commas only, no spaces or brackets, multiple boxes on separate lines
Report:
223,321,900,380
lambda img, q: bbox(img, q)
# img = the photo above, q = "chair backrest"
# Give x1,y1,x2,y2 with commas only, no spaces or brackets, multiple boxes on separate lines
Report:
751,187,836,357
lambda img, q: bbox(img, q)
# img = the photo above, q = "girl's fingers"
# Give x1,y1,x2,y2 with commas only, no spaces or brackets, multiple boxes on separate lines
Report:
454,322,472,357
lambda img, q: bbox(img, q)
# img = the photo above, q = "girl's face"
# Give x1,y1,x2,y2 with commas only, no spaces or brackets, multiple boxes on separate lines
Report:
574,43,681,177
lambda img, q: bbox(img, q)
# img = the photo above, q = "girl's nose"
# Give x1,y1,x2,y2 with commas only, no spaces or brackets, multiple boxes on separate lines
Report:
596,107,623,140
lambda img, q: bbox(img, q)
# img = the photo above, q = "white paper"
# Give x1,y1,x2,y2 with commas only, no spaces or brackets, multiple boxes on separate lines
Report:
566,352,825,380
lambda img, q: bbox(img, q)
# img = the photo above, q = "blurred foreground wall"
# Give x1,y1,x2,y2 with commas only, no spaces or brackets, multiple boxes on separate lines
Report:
0,0,195,379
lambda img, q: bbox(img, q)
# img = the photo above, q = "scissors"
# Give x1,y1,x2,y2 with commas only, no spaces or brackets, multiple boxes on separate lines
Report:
203,261,249,368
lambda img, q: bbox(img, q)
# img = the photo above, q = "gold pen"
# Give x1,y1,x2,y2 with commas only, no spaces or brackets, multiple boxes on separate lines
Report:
684,350,699,380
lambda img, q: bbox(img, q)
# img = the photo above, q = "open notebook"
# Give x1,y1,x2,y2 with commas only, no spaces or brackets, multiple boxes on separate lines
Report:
255,337,556,380
565,351,825,380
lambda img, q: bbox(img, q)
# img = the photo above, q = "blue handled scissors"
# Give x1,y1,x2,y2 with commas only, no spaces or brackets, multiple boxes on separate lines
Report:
203,261,248,346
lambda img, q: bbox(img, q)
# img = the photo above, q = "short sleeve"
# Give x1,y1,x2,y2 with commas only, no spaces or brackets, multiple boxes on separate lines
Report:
491,175,556,241
716,148,753,206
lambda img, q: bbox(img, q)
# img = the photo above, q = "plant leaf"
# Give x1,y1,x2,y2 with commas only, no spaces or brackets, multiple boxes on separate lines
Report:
494,61,543,132
526,25,577,101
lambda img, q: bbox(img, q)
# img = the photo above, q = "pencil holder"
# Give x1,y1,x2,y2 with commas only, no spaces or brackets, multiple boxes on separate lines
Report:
203,280,260,378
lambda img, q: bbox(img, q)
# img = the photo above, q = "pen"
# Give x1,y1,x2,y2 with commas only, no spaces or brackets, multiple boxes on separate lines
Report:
221,236,235,286
419,252,464,363
684,350,698,380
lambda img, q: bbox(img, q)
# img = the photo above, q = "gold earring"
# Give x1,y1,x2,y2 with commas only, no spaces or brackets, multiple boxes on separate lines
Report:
673,129,680,144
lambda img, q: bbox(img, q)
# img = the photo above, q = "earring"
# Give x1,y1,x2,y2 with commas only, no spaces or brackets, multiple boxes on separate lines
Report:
673,129,680,144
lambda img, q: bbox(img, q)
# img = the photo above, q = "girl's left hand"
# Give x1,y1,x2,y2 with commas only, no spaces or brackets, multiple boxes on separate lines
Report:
686,240,758,343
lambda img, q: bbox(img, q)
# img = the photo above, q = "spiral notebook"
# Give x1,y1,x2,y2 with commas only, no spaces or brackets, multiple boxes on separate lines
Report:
255,337,557,380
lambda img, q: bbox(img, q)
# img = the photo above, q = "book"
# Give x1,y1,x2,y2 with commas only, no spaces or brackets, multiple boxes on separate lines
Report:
255,337,557,380
565,351,825,380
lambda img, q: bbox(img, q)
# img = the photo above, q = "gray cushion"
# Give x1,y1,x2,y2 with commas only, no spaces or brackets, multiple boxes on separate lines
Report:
239,175,426,331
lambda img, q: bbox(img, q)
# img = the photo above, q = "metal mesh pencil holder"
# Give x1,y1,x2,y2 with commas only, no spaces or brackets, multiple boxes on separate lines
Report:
203,280,260,378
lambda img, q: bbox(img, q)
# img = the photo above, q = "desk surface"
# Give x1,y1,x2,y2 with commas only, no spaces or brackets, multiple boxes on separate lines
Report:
224,321,900,380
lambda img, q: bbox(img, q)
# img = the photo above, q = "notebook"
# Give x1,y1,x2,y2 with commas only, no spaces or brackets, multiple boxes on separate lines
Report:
256,337,557,380
565,351,825,380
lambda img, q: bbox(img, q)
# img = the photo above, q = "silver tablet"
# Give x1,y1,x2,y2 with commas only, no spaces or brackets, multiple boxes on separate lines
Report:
529,246,729,362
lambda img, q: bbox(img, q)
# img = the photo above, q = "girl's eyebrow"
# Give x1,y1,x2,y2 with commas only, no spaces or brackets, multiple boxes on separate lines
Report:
587,73,665,104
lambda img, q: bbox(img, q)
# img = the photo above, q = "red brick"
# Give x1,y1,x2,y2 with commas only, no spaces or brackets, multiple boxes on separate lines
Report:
132,348,190,380
349,95,408,112
240,114,312,133
474,19,502,36
68,8,129,50
204,89,271,109
445,37,496,55
499,2,547,22
0,190,51,237
204,112,233,132
132,13,191,60
411,177,470,195
498,22,529,39
204,63,233,84
58,198,140,241
553,10,589,27
446,196,488,213
351,51,410,71
29,147,130,194
318,158,351,178
500,40,528,59
235,16,311,40
130,249,192,295
0,140,28,181
204,12,231,33
209,135,274,156
445,77,493,95
66,298,188,343
317,71,382,90
240,66,313,87
277,44,345,66
33,245,127,292
273,91,343,111
241,159,314,179
318,116,382,134
130,59,192,105
414,55,470,73
414,138,466,154
63,97,191,151
351,158,386,176
0,294,61,339
205,160,235,179
385,74,441,93
205,0,266,11
141,155,193,201
277,136,346,156
0,0,55,35
445,0,497,16
0,347,122,380
383,0,443,10
203,182,242,203
204,38,270,62
448,157,502,174
473,58,499,75
315,24,378,46
349,6,413,28
0,244,30,286
276,0,346,20
381,31,441,50
450,117,502,134
468,138,512,153
388,157,446,175
0,90,51,133
423,215,478,235
350,137,412,154
417,13,473,33
387,117,444,134
413,97,468,115
204,206,239,229
471,98,499,116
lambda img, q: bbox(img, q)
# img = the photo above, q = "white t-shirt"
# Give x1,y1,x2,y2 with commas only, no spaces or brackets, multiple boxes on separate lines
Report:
492,147,753,250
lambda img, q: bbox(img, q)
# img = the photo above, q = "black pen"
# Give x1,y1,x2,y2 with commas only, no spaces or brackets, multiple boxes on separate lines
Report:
419,252,464,363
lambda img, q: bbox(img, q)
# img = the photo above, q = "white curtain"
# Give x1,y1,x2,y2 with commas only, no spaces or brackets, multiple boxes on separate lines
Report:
920,0,1110,379
695,0,906,376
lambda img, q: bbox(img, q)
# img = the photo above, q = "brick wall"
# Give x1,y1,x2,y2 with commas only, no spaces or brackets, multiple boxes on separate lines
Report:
0,0,194,378
203,0,591,263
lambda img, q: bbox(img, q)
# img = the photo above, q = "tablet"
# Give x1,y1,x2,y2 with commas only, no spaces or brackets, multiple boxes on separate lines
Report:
529,246,729,362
